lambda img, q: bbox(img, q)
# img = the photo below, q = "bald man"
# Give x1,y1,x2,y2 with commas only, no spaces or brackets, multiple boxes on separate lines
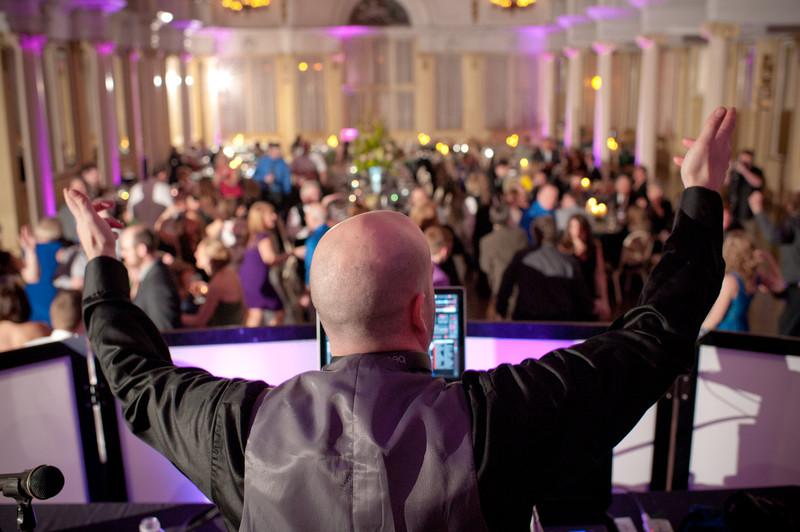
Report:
67,108,734,531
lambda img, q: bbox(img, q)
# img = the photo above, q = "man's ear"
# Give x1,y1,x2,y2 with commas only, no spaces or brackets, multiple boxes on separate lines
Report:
410,292,429,341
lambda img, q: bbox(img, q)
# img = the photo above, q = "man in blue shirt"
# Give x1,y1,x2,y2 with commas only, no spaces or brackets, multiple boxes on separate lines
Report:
253,142,291,208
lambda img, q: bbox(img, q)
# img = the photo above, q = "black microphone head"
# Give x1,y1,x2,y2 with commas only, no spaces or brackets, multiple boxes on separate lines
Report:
26,465,64,500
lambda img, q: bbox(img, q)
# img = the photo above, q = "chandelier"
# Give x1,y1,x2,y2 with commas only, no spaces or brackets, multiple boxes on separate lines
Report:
221,0,270,12
490,0,536,8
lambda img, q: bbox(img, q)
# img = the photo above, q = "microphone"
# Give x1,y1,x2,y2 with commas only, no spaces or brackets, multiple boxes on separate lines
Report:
0,465,64,501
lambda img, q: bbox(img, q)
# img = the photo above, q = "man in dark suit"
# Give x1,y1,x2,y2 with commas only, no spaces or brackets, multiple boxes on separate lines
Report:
119,224,181,331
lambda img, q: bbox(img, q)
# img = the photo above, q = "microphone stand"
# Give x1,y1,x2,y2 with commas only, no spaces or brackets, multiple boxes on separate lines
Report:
15,498,36,532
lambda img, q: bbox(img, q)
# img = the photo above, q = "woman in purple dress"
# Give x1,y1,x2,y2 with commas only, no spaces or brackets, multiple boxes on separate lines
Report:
240,202,290,326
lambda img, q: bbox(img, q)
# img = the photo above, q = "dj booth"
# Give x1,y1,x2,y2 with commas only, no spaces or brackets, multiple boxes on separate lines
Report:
1,322,799,531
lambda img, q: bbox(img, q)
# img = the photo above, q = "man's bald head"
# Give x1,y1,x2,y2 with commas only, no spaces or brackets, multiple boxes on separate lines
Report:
310,211,434,356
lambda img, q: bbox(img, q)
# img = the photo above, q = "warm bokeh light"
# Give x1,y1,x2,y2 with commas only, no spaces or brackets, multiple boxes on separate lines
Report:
233,133,244,145
581,177,591,188
607,137,619,151
222,146,235,158
351,179,359,188
229,156,242,169
520,158,529,168
118,190,130,201
349,194,357,203
436,142,450,155
591,76,602,90
587,197,598,208
506,134,519,148
418,133,431,145
298,62,308,72
327,135,339,148
313,62,323,71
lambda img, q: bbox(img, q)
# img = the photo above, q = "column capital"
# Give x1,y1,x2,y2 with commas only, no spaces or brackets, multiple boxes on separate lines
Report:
19,34,47,55
592,41,617,55
95,40,115,55
541,51,557,62
635,34,666,50
700,22,740,41
563,46,584,59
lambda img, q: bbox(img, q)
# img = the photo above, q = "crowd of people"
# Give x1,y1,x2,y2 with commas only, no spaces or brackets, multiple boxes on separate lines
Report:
0,130,797,353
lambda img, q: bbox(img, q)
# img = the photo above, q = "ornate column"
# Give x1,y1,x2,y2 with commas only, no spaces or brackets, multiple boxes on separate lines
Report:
462,53,485,136
700,22,740,121
592,41,616,168
538,51,557,140
563,46,584,150
127,49,146,178
19,34,56,219
634,35,662,174
180,54,193,151
0,38,23,244
203,56,223,148
787,38,800,193
94,40,121,187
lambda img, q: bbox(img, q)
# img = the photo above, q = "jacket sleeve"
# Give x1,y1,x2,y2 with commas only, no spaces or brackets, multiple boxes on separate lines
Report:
463,187,725,530
83,257,269,532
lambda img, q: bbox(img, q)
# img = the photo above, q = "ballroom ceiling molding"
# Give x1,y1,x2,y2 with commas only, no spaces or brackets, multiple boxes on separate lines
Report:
0,0,798,57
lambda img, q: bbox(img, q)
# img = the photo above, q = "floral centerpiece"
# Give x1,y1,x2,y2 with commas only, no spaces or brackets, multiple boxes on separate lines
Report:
351,118,397,174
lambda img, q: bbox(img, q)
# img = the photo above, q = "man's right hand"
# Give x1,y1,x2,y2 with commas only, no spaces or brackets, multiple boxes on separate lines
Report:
673,107,736,193
63,188,121,261
748,191,764,215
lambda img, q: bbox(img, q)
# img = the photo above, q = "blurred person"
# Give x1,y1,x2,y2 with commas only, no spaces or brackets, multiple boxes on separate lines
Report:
610,174,633,229
80,163,104,200
182,238,246,328
701,229,783,333
253,142,291,210
240,202,290,327
24,217,64,325
520,183,559,244
0,223,39,284
127,163,174,228
631,166,649,208
726,149,764,230
0,275,50,351
555,191,594,234
57,176,89,243
119,224,182,331
497,216,593,321
214,154,243,200
25,289,86,350
424,225,453,287
559,214,612,321
286,180,322,244
749,190,800,336
479,202,528,317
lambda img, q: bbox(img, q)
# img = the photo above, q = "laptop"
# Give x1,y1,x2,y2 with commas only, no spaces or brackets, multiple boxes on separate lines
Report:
318,286,466,381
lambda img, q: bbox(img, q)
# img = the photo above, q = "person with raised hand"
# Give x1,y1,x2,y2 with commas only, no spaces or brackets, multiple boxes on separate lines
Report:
65,108,735,532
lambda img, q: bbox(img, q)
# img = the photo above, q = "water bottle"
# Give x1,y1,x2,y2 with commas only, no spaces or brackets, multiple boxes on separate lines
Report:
139,516,165,532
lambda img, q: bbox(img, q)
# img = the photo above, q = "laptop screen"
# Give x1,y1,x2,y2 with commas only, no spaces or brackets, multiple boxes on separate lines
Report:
318,286,466,381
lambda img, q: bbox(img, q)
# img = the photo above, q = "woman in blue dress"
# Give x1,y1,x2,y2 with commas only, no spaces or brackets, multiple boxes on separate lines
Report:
702,229,783,332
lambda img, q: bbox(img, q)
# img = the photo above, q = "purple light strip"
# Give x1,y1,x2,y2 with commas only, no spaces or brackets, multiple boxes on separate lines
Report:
323,25,375,40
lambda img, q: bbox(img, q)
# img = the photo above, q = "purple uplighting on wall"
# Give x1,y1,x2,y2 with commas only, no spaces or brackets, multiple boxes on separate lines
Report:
19,34,47,54
585,5,637,20
72,0,126,14
556,14,590,29
37,119,56,217
95,41,115,55
324,26,375,40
